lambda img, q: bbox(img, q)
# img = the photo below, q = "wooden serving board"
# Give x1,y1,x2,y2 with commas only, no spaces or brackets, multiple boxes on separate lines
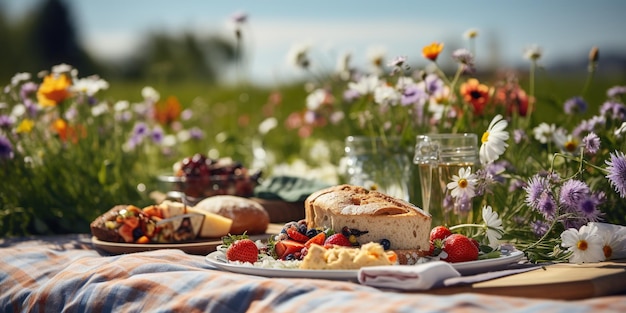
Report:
427,259,626,300
93,223,284,256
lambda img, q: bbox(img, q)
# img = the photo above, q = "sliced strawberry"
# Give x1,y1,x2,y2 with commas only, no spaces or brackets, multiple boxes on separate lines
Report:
286,226,309,243
323,233,352,248
274,239,305,259
304,232,326,248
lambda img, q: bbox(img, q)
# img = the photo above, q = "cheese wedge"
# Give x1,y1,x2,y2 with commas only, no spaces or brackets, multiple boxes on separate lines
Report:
186,206,233,238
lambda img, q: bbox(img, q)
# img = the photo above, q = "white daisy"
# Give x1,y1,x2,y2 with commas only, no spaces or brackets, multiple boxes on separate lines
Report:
588,222,626,260
532,122,555,144
560,224,605,264
373,84,401,107
306,89,329,111
479,114,509,165
348,75,380,96
482,205,504,248
447,167,478,199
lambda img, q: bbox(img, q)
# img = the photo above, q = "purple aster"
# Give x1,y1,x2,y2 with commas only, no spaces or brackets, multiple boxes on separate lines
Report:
151,126,164,144
575,193,604,222
454,194,472,214
530,220,550,237
600,101,626,121
451,48,475,73
19,82,38,100
0,135,13,159
563,96,587,114
181,109,193,121
0,115,13,129
524,174,550,209
401,84,428,106
189,127,204,140
513,129,527,144
537,192,557,220
424,74,444,95
509,178,527,193
582,132,601,154
605,150,626,198
132,122,148,138
559,179,590,211
607,85,626,98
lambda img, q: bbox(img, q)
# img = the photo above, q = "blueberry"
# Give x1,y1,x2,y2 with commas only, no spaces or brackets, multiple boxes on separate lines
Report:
341,226,351,237
306,228,319,238
284,254,296,260
132,227,143,240
380,239,391,250
298,224,307,234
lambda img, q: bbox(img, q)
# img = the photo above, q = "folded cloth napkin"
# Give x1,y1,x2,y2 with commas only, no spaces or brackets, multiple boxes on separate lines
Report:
358,262,461,291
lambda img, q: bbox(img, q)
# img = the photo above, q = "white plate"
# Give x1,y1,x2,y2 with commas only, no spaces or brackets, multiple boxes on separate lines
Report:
205,250,524,279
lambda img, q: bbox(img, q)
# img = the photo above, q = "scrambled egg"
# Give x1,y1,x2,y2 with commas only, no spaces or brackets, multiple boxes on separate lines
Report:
300,242,397,270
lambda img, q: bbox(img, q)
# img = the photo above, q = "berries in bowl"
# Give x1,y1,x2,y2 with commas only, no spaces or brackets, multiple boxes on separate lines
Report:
159,153,261,204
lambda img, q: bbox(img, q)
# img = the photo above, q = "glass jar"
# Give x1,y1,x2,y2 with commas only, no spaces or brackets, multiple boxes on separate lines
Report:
413,133,478,226
344,136,411,201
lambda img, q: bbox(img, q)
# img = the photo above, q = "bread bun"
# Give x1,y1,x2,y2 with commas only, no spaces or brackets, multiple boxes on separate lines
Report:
305,184,431,262
193,195,269,235
90,205,129,243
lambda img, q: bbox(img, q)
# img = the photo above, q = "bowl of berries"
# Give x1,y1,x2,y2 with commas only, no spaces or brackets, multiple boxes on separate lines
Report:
158,153,262,205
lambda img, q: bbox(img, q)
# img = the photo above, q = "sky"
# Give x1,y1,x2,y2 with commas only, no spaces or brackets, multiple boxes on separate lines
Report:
4,0,626,86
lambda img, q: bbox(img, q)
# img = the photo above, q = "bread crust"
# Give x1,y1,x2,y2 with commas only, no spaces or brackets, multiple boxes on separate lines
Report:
193,195,269,235
90,205,128,243
305,185,431,256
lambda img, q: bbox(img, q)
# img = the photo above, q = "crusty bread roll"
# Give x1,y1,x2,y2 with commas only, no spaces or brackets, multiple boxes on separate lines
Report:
305,185,431,259
193,195,269,235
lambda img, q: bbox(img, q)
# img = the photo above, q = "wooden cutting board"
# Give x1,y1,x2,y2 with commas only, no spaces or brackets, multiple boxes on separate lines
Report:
427,259,626,300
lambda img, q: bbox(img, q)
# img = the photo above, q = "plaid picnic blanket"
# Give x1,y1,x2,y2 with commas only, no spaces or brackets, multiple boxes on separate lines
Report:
1,234,625,313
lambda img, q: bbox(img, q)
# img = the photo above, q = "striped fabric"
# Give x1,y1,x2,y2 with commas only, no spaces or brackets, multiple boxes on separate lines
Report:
1,234,625,313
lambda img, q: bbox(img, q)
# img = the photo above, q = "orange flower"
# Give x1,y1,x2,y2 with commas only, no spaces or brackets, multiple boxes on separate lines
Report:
37,74,72,107
52,118,86,143
460,78,491,115
154,95,182,125
422,42,444,62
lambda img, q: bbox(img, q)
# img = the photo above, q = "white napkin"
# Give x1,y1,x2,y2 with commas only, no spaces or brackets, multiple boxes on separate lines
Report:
358,261,461,291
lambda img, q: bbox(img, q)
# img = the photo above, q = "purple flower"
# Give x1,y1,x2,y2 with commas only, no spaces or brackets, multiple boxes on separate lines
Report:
424,74,444,95
509,178,527,193
19,82,38,100
531,220,550,237
600,101,626,121
189,127,204,140
343,89,361,102
559,179,590,211
582,132,600,154
538,192,557,220
151,125,164,144
575,193,603,222
132,122,148,137
0,135,13,159
0,115,13,129
401,84,428,106
605,150,626,198
513,129,527,144
563,96,587,114
451,48,475,73
387,55,407,68
454,194,472,214
524,174,550,209
607,85,626,98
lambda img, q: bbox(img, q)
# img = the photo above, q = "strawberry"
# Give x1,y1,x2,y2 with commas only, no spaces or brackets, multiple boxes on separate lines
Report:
323,233,352,248
430,225,452,242
286,226,309,243
274,239,305,259
441,234,479,263
304,232,326,248
470,238,480,250
225,239,259,264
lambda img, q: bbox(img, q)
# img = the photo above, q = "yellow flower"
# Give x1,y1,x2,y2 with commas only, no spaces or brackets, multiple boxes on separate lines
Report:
422,42,444,62
37,73,72,107
16,119,34,133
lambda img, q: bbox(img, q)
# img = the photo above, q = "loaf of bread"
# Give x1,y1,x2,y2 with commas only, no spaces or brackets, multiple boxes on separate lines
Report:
305,185,431,260
193,195,269,235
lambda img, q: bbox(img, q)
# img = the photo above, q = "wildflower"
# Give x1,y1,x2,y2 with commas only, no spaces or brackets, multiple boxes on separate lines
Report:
422,42,444,62
141,86,160,103
36,73,72,107
605,150,626,198
287,43,311,69
366,46,386,73
615,122,626,138
70,75,109,97
306,89,331,111
424,73,445,95
0,135,13,159
575,193,603,223
463,28,478,39
524,44,542,61
537,192,558,220
454,194,472,214
563,96,588,114
513,129,527,144
11,72,31,86
559,179,590,211
482,205,504,247
231,11,247,24
348,75,380,96
451,48,475,72
531,220,550,237
589,222,626,260
154,96,181,126
582,132,600,154
373,84,401,107
387,55,407,68
459,78,490,115
532,122,556,144
607,85,626,98
479,114,509,165
599,101,626,120
336,51,352,80
401,84,428,107
16,119,34,133
560,224,605,264
554,132,580,154
0,115,14,129
447,166,478,199
258,117,278,135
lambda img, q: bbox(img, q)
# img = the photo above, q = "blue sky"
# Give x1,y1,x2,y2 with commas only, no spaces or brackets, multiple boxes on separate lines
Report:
4,0,626,85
